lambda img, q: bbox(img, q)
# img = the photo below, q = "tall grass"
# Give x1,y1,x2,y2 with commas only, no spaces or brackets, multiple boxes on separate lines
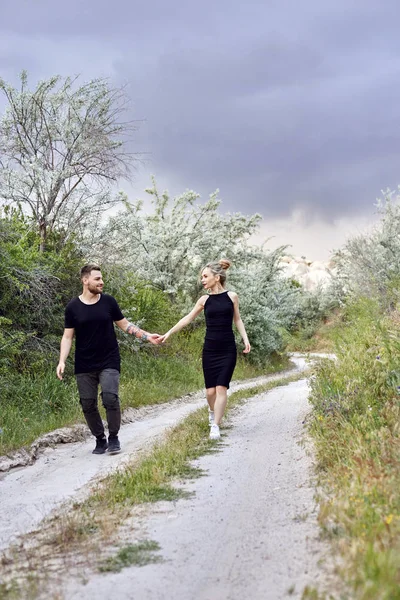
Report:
308,298,400,599
0,371,81,455
284,309,342,354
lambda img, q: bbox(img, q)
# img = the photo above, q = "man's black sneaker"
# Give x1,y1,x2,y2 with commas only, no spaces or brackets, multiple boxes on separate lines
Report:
92,437,108,454
107,436,121,455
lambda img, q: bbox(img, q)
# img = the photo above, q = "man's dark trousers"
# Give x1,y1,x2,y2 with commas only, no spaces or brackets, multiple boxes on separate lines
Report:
76,368,121,438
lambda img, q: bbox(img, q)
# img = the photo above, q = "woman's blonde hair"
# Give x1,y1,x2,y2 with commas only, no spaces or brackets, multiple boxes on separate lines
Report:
201,259,232,288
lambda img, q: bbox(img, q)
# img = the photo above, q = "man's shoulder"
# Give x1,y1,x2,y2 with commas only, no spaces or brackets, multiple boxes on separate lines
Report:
66,296,80,310
101,293,118,304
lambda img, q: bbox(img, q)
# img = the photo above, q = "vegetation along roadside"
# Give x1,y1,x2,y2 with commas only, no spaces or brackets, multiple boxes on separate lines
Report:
307,299,400,600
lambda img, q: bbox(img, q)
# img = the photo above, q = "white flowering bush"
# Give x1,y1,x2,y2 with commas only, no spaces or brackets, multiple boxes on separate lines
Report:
88,177,262,298
334,189,400,309
86,179,326,362
228,260,299,361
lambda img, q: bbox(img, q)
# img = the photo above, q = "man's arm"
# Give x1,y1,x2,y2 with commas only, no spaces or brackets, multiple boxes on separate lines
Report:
56,328,75,380
115,318,160,345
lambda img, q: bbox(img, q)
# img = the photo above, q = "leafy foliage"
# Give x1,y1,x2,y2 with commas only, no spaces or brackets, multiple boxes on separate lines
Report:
334,188,400,309
308,193,400,598
0,209,82,371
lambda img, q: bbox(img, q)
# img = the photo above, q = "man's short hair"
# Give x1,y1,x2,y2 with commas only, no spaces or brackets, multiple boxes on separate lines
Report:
80,264,101,279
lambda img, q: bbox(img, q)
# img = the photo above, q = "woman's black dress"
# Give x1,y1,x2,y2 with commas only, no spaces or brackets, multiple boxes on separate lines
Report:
202,291,237,389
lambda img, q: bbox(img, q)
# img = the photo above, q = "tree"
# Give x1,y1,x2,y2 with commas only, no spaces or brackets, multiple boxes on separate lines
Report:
0,72,139,251
87,177,264,301
334,188,400,309
86,179,314,363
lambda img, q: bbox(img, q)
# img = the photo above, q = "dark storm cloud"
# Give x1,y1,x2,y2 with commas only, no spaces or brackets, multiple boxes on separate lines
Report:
1,0,400,220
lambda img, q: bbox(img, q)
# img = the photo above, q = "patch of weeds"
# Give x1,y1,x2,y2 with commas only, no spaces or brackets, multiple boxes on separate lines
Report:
301,587,328,599
0,576,42,600
78,523,99,536
98,540,162,573
179,464,204,479
140,485,190,503
45,510,99,549
24,575,41,600
202,444,224,455
0,581,20,600
287,583,296,595
308,299,400,598
293,512,309,523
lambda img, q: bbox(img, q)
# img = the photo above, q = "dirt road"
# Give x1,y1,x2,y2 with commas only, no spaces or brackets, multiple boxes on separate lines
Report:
63,370,328,599
1,356,330,599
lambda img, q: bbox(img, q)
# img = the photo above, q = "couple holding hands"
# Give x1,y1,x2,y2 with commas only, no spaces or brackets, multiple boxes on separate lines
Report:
57,260,250,455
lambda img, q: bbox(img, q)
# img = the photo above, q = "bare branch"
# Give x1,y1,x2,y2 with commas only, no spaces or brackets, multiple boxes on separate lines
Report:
0,73,142,250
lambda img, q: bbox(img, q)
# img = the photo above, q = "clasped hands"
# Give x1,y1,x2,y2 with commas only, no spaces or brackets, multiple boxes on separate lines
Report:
147,332,170,345
149,332,250,354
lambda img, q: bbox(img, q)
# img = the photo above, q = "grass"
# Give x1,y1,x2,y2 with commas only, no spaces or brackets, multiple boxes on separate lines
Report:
302,587,334,600
98,541,162,572
0,371,82,455
0,332,287,455
0,582,20,600
308,298,400,599
0,369,306,598
285,310,343,354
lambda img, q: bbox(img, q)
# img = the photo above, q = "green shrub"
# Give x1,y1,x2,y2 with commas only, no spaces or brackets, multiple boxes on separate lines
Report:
308,297,400,598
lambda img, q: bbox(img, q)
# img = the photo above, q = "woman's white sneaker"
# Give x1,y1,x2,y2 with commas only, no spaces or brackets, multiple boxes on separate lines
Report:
209,424,220,439
208,410,215,425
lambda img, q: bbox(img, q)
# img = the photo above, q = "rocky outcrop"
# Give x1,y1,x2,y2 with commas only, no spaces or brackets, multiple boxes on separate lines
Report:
279,256,337,292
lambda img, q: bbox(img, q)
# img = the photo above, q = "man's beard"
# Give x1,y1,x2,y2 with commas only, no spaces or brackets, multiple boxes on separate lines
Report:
88,284,102,295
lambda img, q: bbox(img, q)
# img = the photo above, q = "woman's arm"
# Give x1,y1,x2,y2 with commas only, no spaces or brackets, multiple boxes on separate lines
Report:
228,292,251,354
161,296,207,343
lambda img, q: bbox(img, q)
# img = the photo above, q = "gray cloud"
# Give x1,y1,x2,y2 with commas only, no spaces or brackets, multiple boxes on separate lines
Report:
1,0,400,224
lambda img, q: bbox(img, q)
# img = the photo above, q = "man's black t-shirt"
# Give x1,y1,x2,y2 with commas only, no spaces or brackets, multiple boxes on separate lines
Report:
65,294,124,374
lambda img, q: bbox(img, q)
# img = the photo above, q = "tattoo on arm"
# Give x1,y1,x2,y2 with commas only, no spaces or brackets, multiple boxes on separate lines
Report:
126,322,148,342
126,322,140,336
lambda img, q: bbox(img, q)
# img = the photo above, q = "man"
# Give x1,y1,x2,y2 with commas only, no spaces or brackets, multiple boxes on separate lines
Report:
56,264,160,455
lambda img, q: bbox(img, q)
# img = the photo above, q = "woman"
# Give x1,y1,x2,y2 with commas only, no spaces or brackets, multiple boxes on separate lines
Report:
161,259,251,439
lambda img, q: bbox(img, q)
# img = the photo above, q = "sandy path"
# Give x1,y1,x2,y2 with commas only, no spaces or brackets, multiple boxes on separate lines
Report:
64,375,328,600
0,357,309,553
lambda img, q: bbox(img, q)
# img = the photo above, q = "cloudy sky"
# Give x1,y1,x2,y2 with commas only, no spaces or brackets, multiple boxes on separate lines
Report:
1,0,400,258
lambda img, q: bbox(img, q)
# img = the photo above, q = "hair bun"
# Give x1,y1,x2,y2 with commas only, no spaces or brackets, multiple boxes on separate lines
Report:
218,259,231,270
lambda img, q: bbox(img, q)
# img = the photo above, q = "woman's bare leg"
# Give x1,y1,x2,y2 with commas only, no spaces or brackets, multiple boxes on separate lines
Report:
206,387,216,411
214,385,228,425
